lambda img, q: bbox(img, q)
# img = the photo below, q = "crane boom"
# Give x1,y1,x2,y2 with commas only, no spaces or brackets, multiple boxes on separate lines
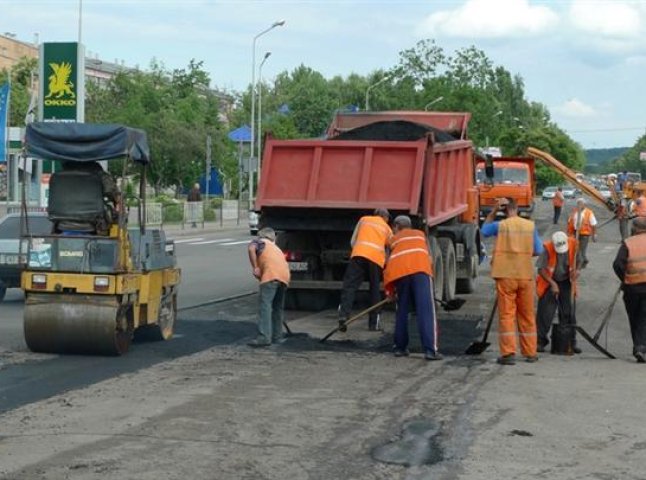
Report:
526,146,615,213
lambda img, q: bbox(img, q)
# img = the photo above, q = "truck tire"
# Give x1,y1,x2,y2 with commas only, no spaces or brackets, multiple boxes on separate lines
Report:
438,237,456,301
456,253,478,294
428,236,444,302
0,284,6,302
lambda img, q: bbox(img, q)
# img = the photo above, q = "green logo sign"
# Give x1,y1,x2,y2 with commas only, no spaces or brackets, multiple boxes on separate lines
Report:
40,42,84,121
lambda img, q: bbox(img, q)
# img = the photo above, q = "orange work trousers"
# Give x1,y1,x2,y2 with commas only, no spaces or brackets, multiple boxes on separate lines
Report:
495,278,537,357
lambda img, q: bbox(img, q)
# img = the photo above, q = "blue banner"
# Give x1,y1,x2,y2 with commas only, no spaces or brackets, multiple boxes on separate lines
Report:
0,82,9,163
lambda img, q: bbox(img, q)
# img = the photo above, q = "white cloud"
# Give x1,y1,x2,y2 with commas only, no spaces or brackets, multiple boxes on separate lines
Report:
569,1,642,38
417,0,559,39
553,98,597,118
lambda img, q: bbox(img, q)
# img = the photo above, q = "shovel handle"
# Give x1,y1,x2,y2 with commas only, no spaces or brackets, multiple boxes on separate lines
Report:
320,298,391,343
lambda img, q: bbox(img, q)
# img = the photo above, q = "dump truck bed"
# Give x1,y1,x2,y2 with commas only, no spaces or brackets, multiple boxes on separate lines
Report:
256,136,475,227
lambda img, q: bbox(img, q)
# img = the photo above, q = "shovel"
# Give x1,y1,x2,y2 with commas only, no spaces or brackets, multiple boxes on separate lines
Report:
465,296,498,355
436,297,466,311
574,285,620,359
320,298,391,343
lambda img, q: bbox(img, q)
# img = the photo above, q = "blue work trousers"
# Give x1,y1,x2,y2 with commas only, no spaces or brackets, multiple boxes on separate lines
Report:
394,273,438,353
257,280,287,343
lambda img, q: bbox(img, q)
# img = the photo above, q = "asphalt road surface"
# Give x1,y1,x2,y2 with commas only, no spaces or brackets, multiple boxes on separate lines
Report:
1,198,644,479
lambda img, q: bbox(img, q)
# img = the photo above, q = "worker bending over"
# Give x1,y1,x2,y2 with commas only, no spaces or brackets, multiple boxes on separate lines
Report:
383,215,441,361
567,198,597,268
613,218,646,363
536,231,582,353
247,227,291,347
482,197,543,365
339,208,392,331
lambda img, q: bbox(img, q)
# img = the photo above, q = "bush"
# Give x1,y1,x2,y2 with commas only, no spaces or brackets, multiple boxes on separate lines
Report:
204,207,216,221
163,204,183,223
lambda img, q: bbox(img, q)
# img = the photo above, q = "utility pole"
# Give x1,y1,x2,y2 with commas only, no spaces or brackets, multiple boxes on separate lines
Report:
205,134,212,205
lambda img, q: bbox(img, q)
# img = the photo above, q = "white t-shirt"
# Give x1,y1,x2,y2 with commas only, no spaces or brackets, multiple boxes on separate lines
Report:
571,209,597,228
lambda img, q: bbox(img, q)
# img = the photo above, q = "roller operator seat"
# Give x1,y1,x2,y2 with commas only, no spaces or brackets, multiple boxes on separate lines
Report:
48,164,113,234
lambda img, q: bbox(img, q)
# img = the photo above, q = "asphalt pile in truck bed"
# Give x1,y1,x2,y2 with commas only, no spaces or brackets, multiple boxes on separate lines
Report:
331,120,457,143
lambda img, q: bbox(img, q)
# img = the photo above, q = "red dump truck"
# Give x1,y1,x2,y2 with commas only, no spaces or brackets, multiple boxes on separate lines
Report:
255,111,481,310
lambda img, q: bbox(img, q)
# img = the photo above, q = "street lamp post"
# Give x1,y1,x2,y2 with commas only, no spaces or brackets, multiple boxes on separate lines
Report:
424,96,444,111
249,20,284,207
1,47,11,206
257,51,271,184
365,75,391,111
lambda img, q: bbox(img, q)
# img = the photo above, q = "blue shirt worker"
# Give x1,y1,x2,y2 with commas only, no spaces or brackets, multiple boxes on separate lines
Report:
383,215,442,361
482,197,544,365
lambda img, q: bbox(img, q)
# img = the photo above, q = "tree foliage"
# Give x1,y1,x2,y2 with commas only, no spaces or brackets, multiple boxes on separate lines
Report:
86,60,235,195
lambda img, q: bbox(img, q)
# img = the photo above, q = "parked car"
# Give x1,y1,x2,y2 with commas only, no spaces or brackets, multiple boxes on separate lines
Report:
562,186,577,199
542,186,558,200
0,212,53,301
249,210,259,235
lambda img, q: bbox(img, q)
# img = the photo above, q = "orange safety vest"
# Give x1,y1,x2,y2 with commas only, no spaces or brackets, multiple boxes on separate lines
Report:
536,238,578,297
624,234,646,285
633,196,646,218
553,192,565,208
351,215,392,268
567,208,593,236
258,239,291,286
383,228,433,288
491,216,536,280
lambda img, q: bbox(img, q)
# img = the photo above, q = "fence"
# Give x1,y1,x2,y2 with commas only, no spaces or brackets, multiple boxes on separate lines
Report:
183,201,204,228
127,202,163,226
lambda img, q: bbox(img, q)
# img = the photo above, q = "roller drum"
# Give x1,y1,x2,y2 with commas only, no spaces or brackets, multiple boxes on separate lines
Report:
24,294,131,356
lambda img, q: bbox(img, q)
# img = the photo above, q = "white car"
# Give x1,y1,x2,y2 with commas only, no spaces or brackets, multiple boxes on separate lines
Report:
542,186,557,200
249,211,259,235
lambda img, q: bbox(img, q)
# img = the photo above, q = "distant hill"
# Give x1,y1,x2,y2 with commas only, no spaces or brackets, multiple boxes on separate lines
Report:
585,147,628,166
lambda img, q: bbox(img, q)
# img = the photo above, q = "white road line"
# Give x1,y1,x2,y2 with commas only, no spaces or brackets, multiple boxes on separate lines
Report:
173,237,204,244
189,238,237,245
220,240,250,246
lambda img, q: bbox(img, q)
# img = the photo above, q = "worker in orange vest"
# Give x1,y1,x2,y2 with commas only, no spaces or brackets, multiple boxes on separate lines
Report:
482,197,544,365
339,208,392,331
630,193,646,218
613,217,646,362
567,198,597,268
383,215,442,361
247,227,291,347
536,231,582,353
552,187,565,224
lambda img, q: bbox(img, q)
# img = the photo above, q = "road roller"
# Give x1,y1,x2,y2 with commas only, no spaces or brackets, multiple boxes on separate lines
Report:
19,122,181,355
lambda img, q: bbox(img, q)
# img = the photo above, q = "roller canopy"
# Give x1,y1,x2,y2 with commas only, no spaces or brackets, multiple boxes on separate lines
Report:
25,122,151,164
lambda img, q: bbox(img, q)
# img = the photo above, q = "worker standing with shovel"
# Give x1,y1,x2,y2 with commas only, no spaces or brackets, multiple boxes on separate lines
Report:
613,217,646,363
481,198,544,365
536,231,582,354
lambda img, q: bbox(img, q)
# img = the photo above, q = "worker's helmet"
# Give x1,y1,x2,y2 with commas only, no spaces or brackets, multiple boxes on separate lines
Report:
552,231,569,254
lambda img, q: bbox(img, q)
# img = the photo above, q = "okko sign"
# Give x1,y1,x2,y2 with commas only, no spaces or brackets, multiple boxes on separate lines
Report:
38,42,85,122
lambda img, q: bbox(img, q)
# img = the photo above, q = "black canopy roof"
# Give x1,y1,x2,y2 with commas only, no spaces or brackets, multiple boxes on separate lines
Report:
25,122,151,164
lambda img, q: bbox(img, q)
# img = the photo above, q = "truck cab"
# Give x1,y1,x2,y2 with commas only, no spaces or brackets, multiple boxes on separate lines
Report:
476,157,535,220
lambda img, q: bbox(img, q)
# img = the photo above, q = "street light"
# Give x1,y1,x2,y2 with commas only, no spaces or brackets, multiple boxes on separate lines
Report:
249,20,285,206
424,96,444,111
257,51,271,180
365,74,392,111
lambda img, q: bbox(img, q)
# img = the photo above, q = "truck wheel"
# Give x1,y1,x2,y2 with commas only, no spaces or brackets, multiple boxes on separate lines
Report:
428,236,444,302
438,237,456,301
0,285,6,302
456,253,478,294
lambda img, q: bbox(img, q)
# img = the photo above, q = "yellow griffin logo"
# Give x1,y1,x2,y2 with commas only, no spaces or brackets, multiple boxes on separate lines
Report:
45,62,75,99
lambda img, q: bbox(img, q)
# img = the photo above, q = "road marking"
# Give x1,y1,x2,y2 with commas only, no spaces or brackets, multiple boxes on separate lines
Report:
189,238,238,245
220,240,250,246
173,237,205,244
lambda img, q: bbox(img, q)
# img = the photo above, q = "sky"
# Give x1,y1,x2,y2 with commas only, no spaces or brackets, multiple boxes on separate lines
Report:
2,0,646,149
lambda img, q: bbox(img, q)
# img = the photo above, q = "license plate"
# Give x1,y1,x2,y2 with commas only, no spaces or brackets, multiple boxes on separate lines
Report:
288,261,309,272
